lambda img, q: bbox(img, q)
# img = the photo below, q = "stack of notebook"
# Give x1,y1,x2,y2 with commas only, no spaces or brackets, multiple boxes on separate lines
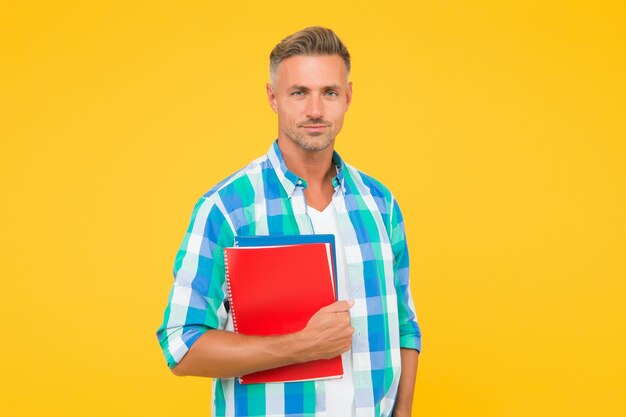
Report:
224,234,343,384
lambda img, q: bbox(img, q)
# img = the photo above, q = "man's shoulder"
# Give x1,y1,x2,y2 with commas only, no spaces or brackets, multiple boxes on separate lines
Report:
343,163,404,233
344,162,396,203
197,153,269,206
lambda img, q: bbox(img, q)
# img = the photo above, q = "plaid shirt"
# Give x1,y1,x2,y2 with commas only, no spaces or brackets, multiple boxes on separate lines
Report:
157,140,421,417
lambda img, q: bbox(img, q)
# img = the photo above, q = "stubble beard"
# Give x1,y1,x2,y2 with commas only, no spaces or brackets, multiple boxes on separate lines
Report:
291,127,334,152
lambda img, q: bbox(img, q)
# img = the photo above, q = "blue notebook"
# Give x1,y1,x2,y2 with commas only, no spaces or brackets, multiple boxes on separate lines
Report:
234,234,338,299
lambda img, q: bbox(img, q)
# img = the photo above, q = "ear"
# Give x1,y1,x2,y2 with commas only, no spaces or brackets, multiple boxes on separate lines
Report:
266,83,278,113
345,81,353,110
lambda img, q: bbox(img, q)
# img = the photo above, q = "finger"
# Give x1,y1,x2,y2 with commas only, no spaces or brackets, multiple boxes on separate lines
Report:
323,299,354,312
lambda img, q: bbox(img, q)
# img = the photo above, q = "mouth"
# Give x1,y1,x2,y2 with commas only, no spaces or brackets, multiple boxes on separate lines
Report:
300,124,330,133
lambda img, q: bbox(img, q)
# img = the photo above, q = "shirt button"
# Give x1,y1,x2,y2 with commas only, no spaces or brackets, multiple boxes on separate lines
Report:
296,180,302,185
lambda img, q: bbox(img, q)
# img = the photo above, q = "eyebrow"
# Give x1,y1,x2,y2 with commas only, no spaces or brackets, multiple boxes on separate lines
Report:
289,84,342,91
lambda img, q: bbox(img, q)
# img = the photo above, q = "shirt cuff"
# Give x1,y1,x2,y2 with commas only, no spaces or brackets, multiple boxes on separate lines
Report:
399,333,422,352
159,324,210,369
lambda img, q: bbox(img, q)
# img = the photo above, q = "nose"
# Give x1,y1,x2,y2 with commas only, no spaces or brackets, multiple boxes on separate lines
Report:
305,94,323,119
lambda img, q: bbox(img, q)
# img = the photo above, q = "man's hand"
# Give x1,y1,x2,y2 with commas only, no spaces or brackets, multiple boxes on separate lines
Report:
171,300,354,378
299,300,355,361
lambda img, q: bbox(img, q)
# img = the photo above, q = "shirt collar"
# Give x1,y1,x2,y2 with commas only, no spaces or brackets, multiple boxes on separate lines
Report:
266,139,346,198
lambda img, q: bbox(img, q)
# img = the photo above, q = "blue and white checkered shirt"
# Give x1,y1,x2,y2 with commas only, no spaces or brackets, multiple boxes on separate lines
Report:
157,140,421,417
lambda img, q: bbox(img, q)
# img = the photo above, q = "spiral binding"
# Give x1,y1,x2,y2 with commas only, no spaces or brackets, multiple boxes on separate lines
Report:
224,249,239,333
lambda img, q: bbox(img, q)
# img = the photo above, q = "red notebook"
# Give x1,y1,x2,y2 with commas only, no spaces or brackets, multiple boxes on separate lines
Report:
224,242,343,384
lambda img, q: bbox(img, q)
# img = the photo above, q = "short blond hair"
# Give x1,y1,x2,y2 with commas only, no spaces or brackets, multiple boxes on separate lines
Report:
269,26,351,83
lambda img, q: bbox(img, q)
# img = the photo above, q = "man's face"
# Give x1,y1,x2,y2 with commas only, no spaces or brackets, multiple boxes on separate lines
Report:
267,55,352,152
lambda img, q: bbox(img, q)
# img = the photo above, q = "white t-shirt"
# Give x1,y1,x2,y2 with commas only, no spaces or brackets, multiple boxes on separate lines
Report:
307,202,356,417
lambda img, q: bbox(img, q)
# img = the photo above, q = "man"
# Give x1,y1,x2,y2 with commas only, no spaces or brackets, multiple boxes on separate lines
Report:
157,26,421,417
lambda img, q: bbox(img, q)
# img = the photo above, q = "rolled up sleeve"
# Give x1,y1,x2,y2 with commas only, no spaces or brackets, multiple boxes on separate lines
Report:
390,197,422,352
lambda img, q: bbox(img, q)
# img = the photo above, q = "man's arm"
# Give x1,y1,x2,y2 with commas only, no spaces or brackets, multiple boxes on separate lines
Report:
388,197,422,415
392,348,419,417
158,197,355,378
172,300,354,378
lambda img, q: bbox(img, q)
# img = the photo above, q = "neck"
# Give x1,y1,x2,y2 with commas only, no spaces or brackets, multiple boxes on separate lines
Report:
277,137,335,186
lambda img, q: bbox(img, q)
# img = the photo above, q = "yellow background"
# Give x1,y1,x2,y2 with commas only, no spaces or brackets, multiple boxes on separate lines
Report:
1,1,625,416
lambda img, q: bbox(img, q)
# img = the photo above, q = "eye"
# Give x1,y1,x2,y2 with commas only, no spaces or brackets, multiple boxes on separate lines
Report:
291,90,305,96
325,90,339,97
